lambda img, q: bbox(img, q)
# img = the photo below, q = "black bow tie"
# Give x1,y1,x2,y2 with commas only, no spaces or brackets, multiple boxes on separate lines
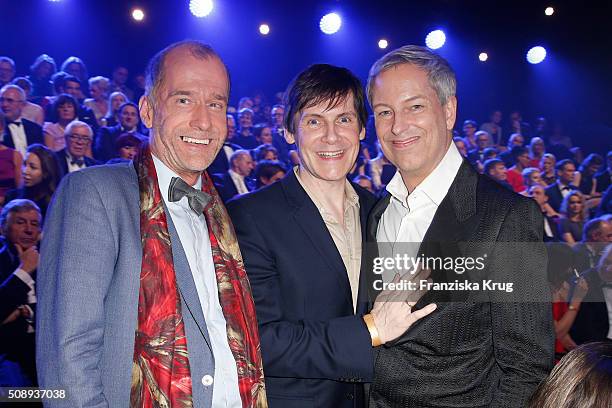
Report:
168,177,211,214
561,186,571,191
8,121,21,127
71,158,84,166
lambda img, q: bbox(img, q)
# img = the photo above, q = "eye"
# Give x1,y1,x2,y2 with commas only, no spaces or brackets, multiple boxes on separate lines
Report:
377,110,392,118
176,97,191,105
306,118,320,127
411,104,424,112
209,101,225,110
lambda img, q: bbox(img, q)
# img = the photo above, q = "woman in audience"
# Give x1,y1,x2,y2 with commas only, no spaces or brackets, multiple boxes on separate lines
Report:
575,153,604,199
528,137,546,167
528,341,612,407
254,160,286,189
540,153,557,186
546,243,588,360
43,94,79,152
102,91,128,127
84,76,110,126
114,133,143,161
558,191,588,245
254,144,278,162
522,167,546,192
253,123,274,145
26,54,56,99
4,144,61,220
0,114,22,205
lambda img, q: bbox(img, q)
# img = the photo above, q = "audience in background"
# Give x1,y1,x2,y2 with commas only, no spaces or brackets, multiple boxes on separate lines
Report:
558,191,587,245
94,101,144,161
214,149,255,202
0,114,22,205
83,76,110,126
55,121,98,179
0,57,16,88
11,77,44,125
42,93,79,152
254,160,286,189
546,159,578,212
1,84,44,157
102,91,127,128
540,153,557,186
26,54,56,99
528,136,546,167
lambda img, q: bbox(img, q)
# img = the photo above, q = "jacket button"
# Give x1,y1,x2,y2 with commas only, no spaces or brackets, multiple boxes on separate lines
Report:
346,393,354,400
202,374,214,386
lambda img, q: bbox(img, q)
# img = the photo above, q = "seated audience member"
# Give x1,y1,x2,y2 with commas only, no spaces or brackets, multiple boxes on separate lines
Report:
540,153,557,186
254,160,286,189
109,65,134,101
0,199,41,386
528,341,612,408
570,243,612,345
55,121,99,179
571,147,584,167
226,113,237,141
4,144,60,221
0,114,23,205
369,144,396,190
509,110,532,139
558,191,587,245
499,133,524,167
597,184,612,217
506,146,530,193
522,167,546,192
43,93,79,152
0,56,16,88
208,114,241,175
233,108,258,149
545,159,579,212
352,174,374,193
11,77,44,126
483,158,512,190
26,54,56,99
213,149,255,202
466,130,490,167
575,153,604,199
1,85,44,156
253,123,274,145
83,76,110,126
461,119,478,150
101,91,127,128
269,104,292,164
573,218,612,273
453,136,467,158
94,102,145,162
528,136,546,168
60,56,89,99
594,150,612,194
482,146,497,161
113,132,143,162
529,185,560,241
51,75,98,132
253,143,278,162
546,242,587,359
480,109,503,146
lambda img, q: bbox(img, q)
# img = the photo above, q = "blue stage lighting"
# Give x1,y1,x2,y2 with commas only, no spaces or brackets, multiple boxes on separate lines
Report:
190,0,214,18
479,52,488,62
378,39,389,49
132,8,145,22
259,24,270,35
526,46,547,64
425,30,446,49
320,13,342,35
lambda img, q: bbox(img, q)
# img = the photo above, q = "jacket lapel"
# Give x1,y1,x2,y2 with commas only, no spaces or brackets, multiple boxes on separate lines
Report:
281,172,354,308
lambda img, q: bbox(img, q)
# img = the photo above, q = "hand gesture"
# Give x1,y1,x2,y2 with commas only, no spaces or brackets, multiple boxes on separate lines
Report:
16,244,39,274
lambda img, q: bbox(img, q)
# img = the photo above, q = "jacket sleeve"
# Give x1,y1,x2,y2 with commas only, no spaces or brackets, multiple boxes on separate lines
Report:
36,171,116,407
489,198,554,407
226,199,374,383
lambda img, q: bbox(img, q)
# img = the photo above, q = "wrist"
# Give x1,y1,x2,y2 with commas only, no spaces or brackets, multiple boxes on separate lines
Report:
363,314,382,347
568,303,581,311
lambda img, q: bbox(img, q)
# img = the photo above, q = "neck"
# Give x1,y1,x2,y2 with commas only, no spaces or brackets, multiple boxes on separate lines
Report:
151,141,200,186
297,167,346,214
58,119,71,127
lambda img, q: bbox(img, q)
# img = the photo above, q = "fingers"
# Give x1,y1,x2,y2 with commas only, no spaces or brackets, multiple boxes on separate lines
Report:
407,303,437,323
15,244,23,256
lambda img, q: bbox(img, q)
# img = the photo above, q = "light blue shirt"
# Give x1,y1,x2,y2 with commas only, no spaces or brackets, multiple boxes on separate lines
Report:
153,155,242,407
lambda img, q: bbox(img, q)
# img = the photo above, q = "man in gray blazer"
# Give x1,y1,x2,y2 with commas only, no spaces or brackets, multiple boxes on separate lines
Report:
36,41,265,407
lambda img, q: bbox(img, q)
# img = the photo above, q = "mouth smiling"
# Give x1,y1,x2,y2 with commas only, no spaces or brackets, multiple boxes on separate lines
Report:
391,136,420,148
317,149,344,159
181,136,212,145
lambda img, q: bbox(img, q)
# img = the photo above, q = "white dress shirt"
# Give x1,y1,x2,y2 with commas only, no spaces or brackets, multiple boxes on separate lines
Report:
65,152,86,173
376,143,463,282
228,169,249,195
153,155,241,407
8,118,28,156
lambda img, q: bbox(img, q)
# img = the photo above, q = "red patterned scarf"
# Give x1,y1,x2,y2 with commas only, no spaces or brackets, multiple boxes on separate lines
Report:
130,145,267,407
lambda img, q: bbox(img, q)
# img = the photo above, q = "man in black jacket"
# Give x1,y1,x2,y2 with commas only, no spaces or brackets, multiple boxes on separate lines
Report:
1,85,44,156
365,45,553,407
94,102,146,161
55,121,99,180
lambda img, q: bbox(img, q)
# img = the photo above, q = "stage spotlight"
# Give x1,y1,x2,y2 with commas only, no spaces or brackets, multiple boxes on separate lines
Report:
190,0,214,18
545,7,554,16
479,52,488,62
132,8,145,22
320,13,342,35
526,46,547,64
378,39,389,49
425,30,446,49
259,24,270,35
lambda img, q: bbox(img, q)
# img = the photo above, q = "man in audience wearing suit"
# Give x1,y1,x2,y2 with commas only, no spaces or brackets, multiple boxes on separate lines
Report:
94,102,146,161
55,121,99,179
226,63,435,408
37,40,266,407
595,150,612,193
0,199,41,386
365,45,553,407
545,159,578,212
0,57,16,88
269,104,292,164
213,149,254,202
0,85,44,156
207,114,241,174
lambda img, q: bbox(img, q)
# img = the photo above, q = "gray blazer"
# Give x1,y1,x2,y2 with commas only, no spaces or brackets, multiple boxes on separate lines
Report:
36,162,215,407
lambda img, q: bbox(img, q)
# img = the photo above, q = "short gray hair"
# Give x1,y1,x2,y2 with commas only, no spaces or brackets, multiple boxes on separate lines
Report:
88,76,110,92
0,199,41,230
366,45,456,106
64,120,93,139
0,84,26,101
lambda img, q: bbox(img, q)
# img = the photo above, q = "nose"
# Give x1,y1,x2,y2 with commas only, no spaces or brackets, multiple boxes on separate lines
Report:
323,124,339,144
190,103,212,131
391,112,409,137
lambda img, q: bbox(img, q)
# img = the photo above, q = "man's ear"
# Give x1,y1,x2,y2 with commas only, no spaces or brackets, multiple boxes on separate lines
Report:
139,95,154,129
284,128,295,145
444,95,457,131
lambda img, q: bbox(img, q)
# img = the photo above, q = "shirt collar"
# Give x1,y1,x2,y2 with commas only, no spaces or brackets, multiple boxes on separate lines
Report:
386,142,463,207
152,154,201,205
228,169,244,181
